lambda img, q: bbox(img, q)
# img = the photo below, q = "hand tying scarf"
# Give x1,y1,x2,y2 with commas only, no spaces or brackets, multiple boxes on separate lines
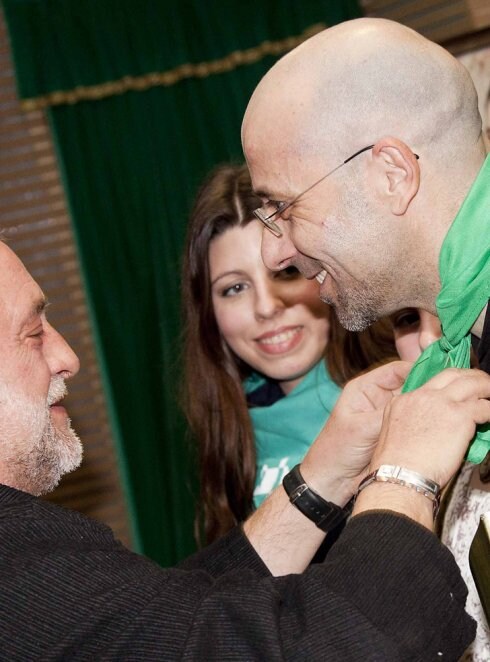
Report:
402,155,490,463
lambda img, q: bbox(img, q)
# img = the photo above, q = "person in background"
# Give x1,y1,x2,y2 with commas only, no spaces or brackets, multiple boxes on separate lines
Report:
392,307,490,658
390,308,442,362
181,163,396,544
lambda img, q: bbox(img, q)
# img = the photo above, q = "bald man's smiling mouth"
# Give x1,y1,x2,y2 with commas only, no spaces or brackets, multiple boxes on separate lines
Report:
315,270,327,285
314,269,337,304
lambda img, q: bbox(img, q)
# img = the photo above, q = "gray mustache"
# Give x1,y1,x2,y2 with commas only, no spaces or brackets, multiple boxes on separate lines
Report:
47,377,67,406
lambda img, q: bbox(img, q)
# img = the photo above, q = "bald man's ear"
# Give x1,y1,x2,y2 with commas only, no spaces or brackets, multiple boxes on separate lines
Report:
371,138,420,215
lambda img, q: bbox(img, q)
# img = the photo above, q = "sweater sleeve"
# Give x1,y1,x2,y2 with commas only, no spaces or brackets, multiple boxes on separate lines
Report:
173,513,474,661
177,524,270,577
0,505,475,661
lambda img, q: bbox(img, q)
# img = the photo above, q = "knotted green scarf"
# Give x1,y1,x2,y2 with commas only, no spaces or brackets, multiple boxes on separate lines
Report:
402,155,490,463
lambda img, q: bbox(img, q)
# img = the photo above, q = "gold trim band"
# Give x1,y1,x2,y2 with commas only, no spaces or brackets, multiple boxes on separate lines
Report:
20,23,326,111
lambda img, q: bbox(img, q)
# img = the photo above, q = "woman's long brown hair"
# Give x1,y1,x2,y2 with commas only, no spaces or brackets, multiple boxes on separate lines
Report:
181,163,397,545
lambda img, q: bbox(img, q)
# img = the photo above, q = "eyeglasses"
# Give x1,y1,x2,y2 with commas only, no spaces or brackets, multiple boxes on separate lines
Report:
253,144,419,237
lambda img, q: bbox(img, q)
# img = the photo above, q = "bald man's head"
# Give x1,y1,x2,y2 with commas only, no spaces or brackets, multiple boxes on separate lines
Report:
242,18,486,329
243,18,480,168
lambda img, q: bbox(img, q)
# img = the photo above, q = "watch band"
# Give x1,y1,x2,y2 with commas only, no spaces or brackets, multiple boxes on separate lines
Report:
356,464,441,519
282,464,352,533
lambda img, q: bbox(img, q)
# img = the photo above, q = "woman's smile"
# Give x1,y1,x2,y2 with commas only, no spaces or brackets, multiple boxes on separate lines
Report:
210,221,330,393
254,325,304,354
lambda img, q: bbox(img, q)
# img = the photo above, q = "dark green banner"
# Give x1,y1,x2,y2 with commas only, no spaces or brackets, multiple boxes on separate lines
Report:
3,0,361,566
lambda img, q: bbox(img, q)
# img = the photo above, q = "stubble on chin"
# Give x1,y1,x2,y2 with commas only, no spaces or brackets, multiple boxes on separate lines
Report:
320,276,388,332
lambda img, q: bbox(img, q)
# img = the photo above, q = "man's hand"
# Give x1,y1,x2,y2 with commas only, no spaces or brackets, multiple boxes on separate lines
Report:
370,367,490,486
244,361,411,575
301,360,412,504
354,367,490,528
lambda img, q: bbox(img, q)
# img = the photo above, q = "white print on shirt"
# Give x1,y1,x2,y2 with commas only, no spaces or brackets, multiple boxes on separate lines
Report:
254,458,291,497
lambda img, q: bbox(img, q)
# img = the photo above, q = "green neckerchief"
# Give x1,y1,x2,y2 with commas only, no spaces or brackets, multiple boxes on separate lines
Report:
402,155,490,463
244,360,341,507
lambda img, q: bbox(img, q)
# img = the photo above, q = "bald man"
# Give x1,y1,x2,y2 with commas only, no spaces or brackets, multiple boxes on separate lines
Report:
243,15,490,656
243,17,486,334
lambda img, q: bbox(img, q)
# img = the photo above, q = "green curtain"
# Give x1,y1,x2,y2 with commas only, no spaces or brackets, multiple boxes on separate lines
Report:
2,0,361,566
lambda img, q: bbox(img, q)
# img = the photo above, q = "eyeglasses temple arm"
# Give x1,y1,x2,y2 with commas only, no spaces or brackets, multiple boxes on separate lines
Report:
343,144,419,164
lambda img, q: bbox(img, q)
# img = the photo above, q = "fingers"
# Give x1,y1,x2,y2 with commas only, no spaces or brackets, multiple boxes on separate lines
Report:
371,379,490,486
348,361,412,411
420,367,490,402
361,360,412,391
346,360,412,401
335,361,412,418
471,397,490,426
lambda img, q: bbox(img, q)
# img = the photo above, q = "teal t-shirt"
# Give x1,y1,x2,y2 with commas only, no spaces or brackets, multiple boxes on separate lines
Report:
244,360,341,507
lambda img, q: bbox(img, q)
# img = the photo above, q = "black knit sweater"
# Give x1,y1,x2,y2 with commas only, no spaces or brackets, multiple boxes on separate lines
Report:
0,485,475,660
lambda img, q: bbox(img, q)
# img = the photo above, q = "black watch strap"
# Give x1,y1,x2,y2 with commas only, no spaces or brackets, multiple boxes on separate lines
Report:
283,464,352,533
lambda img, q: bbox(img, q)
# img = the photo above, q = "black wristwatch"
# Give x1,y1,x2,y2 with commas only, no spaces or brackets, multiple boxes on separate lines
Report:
283,464,353,533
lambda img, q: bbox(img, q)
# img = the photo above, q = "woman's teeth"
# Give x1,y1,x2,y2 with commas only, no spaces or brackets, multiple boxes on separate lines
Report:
259,328,300,345
316,270,327,285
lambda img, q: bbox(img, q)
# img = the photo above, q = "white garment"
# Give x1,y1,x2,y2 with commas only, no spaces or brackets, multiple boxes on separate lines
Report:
441,462,490,661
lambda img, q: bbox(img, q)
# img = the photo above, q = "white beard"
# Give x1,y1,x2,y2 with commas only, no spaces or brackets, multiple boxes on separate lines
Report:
0,375,82,495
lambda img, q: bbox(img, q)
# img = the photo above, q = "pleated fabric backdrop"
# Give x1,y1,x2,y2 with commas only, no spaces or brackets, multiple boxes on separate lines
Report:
2,0,361,565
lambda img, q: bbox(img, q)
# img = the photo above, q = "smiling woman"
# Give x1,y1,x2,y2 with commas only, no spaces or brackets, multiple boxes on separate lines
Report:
181,164,397,545
209,221,330,395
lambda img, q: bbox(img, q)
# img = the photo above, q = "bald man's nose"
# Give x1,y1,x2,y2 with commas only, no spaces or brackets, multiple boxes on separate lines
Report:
261,225,296,271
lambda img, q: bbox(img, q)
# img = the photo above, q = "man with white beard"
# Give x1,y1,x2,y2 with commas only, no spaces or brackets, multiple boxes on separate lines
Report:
0,242,81,496
0,239,488,659
0,376,81,494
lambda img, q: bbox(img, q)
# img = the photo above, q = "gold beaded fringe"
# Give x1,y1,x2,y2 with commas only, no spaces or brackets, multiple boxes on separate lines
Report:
20,23,326,111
